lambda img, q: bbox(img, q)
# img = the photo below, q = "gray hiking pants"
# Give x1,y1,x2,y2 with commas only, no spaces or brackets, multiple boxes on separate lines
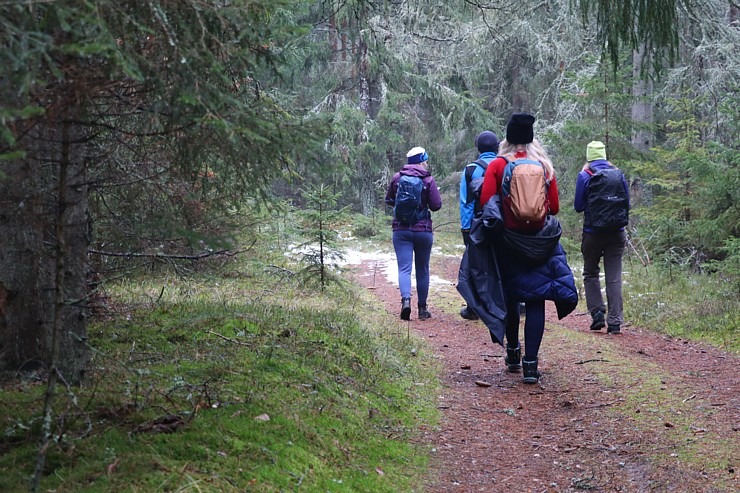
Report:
581,230,627,326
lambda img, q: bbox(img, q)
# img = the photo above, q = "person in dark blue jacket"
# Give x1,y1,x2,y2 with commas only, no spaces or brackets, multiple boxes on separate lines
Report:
574,141,630,334
477,113,577,384
459,131,499,320
385,147,443,321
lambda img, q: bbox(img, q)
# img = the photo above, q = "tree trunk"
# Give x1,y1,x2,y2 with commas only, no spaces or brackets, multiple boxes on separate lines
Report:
510,52,524,112
329,13,338,63
357,36,376,216
631,46,654,151
0,114,89,384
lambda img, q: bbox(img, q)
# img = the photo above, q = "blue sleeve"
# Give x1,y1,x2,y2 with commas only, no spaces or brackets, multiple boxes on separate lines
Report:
460,169,469,212
573,171,589,212
460,168,472,228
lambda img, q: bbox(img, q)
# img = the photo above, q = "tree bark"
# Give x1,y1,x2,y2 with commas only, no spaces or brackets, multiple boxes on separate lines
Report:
0,111,89,384
510,52,524,112
357,36,376,216
729,3,739,26
631,46,654,151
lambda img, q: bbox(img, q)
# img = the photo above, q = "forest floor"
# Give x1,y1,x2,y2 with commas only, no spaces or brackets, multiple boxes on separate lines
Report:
350,253,738,493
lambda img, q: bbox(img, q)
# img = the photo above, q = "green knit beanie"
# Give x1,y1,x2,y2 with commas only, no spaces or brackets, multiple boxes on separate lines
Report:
586,141,607,162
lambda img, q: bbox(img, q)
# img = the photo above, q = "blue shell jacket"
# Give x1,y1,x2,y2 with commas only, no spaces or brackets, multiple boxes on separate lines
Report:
498,241,579,313
459,152,497,231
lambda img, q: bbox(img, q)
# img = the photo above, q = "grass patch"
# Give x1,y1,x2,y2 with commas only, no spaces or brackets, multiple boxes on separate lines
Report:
621,258,739,352
566,250,738,354
0,259,440,492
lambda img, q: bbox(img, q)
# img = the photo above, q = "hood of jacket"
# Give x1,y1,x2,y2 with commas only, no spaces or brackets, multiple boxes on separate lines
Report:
586,159,612,171
399,164,431,178
497,216,562,266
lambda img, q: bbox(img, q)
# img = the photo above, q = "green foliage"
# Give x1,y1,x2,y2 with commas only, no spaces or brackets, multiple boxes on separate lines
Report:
351,213,381,239
573,0,689,72
704,237,740,295
296,184,348,290
1,0,328,261
622,258,739,351
633,94,739,264
0,254,439,492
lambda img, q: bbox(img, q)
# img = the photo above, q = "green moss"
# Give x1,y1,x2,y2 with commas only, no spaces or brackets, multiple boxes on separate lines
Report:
0,257,439,493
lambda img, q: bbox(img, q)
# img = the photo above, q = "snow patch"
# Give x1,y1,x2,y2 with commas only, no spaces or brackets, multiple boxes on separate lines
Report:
341,248,452,287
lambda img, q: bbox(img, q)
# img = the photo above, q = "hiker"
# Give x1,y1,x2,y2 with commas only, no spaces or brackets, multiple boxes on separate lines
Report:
574,141,630,335
385,146,442,321
475,112,577,384
459,130,499,320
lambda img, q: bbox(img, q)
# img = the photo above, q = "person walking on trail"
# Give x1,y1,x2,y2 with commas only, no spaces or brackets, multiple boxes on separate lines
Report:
574,141,630,335
478,112,574,384
459,131,500,321
385,146,442,321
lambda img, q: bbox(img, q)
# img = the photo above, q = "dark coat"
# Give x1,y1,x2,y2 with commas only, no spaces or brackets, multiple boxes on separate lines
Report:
456,236,508,344
457,196,578,344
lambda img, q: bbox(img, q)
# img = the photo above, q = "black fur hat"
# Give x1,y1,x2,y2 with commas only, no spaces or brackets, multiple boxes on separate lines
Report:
475,131,500,153
506,113,536,145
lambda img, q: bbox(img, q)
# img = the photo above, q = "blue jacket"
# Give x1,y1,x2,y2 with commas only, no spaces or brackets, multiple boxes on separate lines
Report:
459,152,497,231
498,241,579,317
574,159,630,233
495,213,578,315
385,164,442,232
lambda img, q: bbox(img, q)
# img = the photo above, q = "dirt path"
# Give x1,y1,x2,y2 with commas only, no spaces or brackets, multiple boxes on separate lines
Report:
352,254,738,493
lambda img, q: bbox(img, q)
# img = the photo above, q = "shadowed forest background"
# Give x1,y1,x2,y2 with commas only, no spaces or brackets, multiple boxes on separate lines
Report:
0,1,737,492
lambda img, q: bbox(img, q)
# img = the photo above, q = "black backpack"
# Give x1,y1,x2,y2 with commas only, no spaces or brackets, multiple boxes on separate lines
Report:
585,165,629,231
464,158,490,212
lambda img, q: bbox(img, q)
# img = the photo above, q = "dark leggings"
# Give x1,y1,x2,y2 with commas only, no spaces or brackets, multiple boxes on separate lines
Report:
504,300,545,360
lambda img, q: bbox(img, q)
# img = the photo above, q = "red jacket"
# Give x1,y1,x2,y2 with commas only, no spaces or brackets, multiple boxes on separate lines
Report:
478,151,559,227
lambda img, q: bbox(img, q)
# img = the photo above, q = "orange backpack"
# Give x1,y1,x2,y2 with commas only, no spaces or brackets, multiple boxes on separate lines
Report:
500,154,549,231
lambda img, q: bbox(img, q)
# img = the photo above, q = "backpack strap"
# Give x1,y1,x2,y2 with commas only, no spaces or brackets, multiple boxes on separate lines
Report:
501,154,550,189
464,158,491,205
464,158,490,186
585,161,618,176
497,154,514,199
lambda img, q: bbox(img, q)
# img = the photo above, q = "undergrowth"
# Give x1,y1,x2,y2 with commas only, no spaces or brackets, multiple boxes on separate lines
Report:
621,257,739,352
0,249,440,492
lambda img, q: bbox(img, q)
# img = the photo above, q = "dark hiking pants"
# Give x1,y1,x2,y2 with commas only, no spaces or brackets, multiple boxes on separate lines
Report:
581,230,627,326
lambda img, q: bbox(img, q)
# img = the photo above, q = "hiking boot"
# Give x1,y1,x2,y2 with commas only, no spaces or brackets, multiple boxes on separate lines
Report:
607,324,621,334
590,310,606,331
459,306,479,320
418,304,432,320
522,358,540,384
505,346,522,372
400,297,411,321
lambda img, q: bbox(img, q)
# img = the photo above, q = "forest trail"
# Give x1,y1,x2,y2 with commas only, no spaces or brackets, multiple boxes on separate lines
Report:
349,253,738,493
